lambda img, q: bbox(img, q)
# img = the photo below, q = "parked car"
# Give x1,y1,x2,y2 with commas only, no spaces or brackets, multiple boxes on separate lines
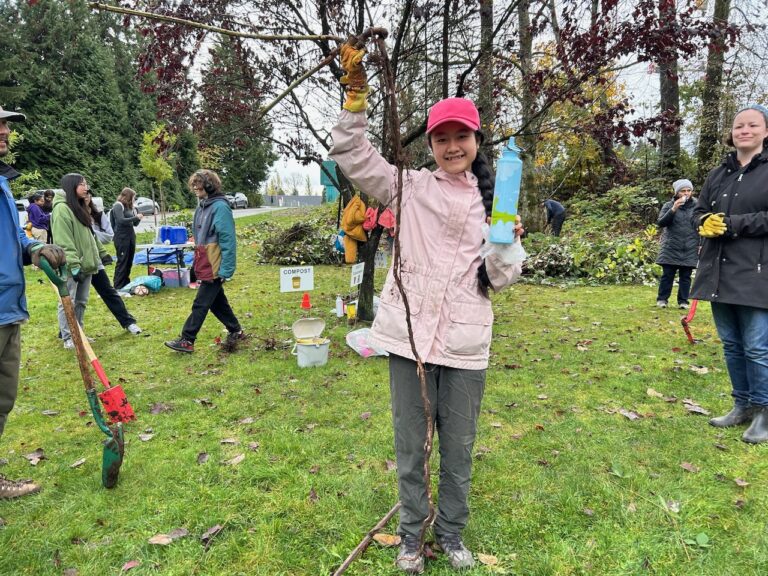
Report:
15,198,29,227
225,193,248,209
135,197,159,215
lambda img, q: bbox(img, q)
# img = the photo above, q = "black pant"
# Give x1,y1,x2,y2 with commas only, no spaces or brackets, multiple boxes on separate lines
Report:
181,280,241,343
657,264,693,304
113,232,136,289
91,268,136,328
551,214,565,236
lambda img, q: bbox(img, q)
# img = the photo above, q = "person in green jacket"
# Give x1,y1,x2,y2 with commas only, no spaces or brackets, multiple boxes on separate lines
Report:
51,173,104,349
165,169,245,353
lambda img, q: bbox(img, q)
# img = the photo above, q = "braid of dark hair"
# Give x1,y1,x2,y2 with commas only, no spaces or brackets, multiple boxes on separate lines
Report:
472,141,495,296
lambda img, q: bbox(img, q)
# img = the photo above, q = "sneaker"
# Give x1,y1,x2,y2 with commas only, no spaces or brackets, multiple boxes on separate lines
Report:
435,533,475,570
225,330,247,346
126,323,142,335
656,300,668,308
678,302,690,309
164,338,194,353
0,476,41,499
396,535,424,574
63,339,75,350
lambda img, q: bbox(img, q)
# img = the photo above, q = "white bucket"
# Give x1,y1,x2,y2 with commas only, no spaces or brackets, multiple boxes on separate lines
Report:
291,338,330,367
291,318,329,368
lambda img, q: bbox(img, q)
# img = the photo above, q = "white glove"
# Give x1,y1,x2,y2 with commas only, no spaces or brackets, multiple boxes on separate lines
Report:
479,223,527,265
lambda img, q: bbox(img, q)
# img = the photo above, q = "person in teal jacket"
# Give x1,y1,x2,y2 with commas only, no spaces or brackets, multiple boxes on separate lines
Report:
51,173,104,349
0,104,66,499
165,169,244,353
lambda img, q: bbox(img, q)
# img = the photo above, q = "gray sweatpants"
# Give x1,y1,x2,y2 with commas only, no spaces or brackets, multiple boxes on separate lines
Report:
57,274,91,342
0,324,21,438
389,354,486,538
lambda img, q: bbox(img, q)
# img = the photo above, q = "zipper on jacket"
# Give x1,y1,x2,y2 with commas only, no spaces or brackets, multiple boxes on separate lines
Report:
738,173,743,182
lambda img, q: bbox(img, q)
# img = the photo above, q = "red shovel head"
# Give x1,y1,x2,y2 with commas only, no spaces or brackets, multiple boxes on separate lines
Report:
99,386,136,423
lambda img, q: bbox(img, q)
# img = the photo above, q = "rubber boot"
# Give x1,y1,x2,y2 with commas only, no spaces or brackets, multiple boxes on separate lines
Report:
743,406,768,444
709,405,753,428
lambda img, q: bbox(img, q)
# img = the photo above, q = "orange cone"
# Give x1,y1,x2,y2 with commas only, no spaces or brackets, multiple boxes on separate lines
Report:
301,292,311,310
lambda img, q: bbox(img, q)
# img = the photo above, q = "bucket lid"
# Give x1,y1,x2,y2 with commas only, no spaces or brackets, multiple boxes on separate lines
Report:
292,317,325,339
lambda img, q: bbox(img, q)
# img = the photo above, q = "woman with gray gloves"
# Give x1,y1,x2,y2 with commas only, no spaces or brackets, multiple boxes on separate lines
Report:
655,179,699,309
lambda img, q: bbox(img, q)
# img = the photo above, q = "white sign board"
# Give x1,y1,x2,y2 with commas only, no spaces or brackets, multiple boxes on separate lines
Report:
280,266,314,292
350,263,365,287
374,251,388,269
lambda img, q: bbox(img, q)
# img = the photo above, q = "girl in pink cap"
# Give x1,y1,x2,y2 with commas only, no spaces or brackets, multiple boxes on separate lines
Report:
330,43,525,573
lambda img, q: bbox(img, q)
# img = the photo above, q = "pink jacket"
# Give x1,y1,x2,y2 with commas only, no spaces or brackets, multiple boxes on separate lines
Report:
330,111,522,369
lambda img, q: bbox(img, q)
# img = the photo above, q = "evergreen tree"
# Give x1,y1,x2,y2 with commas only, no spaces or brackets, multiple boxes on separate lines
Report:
196,37,276,195
0,0,155,202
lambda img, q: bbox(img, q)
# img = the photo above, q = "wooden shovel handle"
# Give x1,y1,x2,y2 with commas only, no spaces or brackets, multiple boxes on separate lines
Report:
59,294,96,394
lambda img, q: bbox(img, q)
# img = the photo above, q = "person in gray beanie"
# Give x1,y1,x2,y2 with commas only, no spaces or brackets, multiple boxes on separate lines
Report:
655,178,698,309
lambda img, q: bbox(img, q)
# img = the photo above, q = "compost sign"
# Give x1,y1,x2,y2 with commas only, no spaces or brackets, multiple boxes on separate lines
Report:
280,266,314,292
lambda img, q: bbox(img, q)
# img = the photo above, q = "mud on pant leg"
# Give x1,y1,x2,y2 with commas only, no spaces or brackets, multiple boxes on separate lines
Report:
0,324,21,438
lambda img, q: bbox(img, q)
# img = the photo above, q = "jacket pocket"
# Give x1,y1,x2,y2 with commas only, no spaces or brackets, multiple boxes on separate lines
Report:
444,301,493,357
373,289,423,344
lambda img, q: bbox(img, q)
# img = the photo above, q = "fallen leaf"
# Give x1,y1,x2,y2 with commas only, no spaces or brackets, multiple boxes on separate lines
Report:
194,398,216,408
680,462,700,473
537,394,548,400
734,478,749,488
627,502,637,513
247,442,260,451
220,438,239,445
69,458,86,469
238,417,255,424
735,499,745,508
122,560,140,571
197,452,209,465
689,365,709,375
477,553,498,566
534,424,545,431
665,500,681,514
619,409,641,421
168,528,189,540
222,453,245,466
63,569,78,576
138,433,154,442
385,459,397,471
583,507,594,516
491,422,502,428
714,443,728,451
309,465,320,474
360,412,371,421
683,399,710,415
148,534,173,545
23,448,45,466
41,410,59,416
149,403,171,414
372,533,401,547
646,388,664,398
504,363,522,369
201,524,223,549
309,487,318,502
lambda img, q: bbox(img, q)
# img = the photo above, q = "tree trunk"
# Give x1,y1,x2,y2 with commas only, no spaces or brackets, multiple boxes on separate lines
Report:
658,0,680,179
517,0,543,232
478,0,494,159
697,0,731,179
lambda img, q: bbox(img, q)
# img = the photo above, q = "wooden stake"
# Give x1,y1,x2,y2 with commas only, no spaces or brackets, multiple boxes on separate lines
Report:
332,501,401,576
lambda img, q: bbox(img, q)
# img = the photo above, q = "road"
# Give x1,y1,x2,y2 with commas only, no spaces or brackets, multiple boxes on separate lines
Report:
135,206,286,234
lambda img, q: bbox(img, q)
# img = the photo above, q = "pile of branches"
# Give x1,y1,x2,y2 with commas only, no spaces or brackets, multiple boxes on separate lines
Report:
258,219,340,265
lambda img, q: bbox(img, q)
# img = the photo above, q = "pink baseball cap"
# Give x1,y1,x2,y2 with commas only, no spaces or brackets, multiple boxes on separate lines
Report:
427,98,480,134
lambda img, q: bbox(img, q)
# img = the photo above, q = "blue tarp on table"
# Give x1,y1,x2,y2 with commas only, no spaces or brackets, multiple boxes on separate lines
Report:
133,247,194,265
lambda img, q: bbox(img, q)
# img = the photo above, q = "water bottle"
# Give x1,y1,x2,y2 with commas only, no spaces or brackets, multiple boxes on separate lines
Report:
489,137,523,244
335,295,344,318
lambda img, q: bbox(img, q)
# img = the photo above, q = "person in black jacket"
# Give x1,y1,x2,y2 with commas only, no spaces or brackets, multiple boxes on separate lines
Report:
542,199,566,236
110,187,143,289
655,179,698,309
691,104,768,443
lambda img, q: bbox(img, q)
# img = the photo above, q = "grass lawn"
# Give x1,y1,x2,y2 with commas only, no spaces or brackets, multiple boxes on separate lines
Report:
1,208,766,575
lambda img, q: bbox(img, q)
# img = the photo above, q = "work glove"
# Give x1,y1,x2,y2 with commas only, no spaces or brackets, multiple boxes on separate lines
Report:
698,212,728,238
71,267,84,283
101,254,114,266
30,243,66,269
340,42,369,112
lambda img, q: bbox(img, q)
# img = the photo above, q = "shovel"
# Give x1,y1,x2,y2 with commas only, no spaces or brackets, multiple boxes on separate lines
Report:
40,258,125,489
73,322,136,424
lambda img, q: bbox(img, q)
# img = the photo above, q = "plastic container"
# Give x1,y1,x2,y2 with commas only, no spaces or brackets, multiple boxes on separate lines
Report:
169,226,187,245
158,225,172,244
161,268,190,288
489,137,523,244
335,295,344,318
291,318,330,367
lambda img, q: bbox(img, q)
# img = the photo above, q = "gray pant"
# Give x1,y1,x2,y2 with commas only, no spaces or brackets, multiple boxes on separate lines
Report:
0,324,21,438
389,354,486,538
57,274,92,342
